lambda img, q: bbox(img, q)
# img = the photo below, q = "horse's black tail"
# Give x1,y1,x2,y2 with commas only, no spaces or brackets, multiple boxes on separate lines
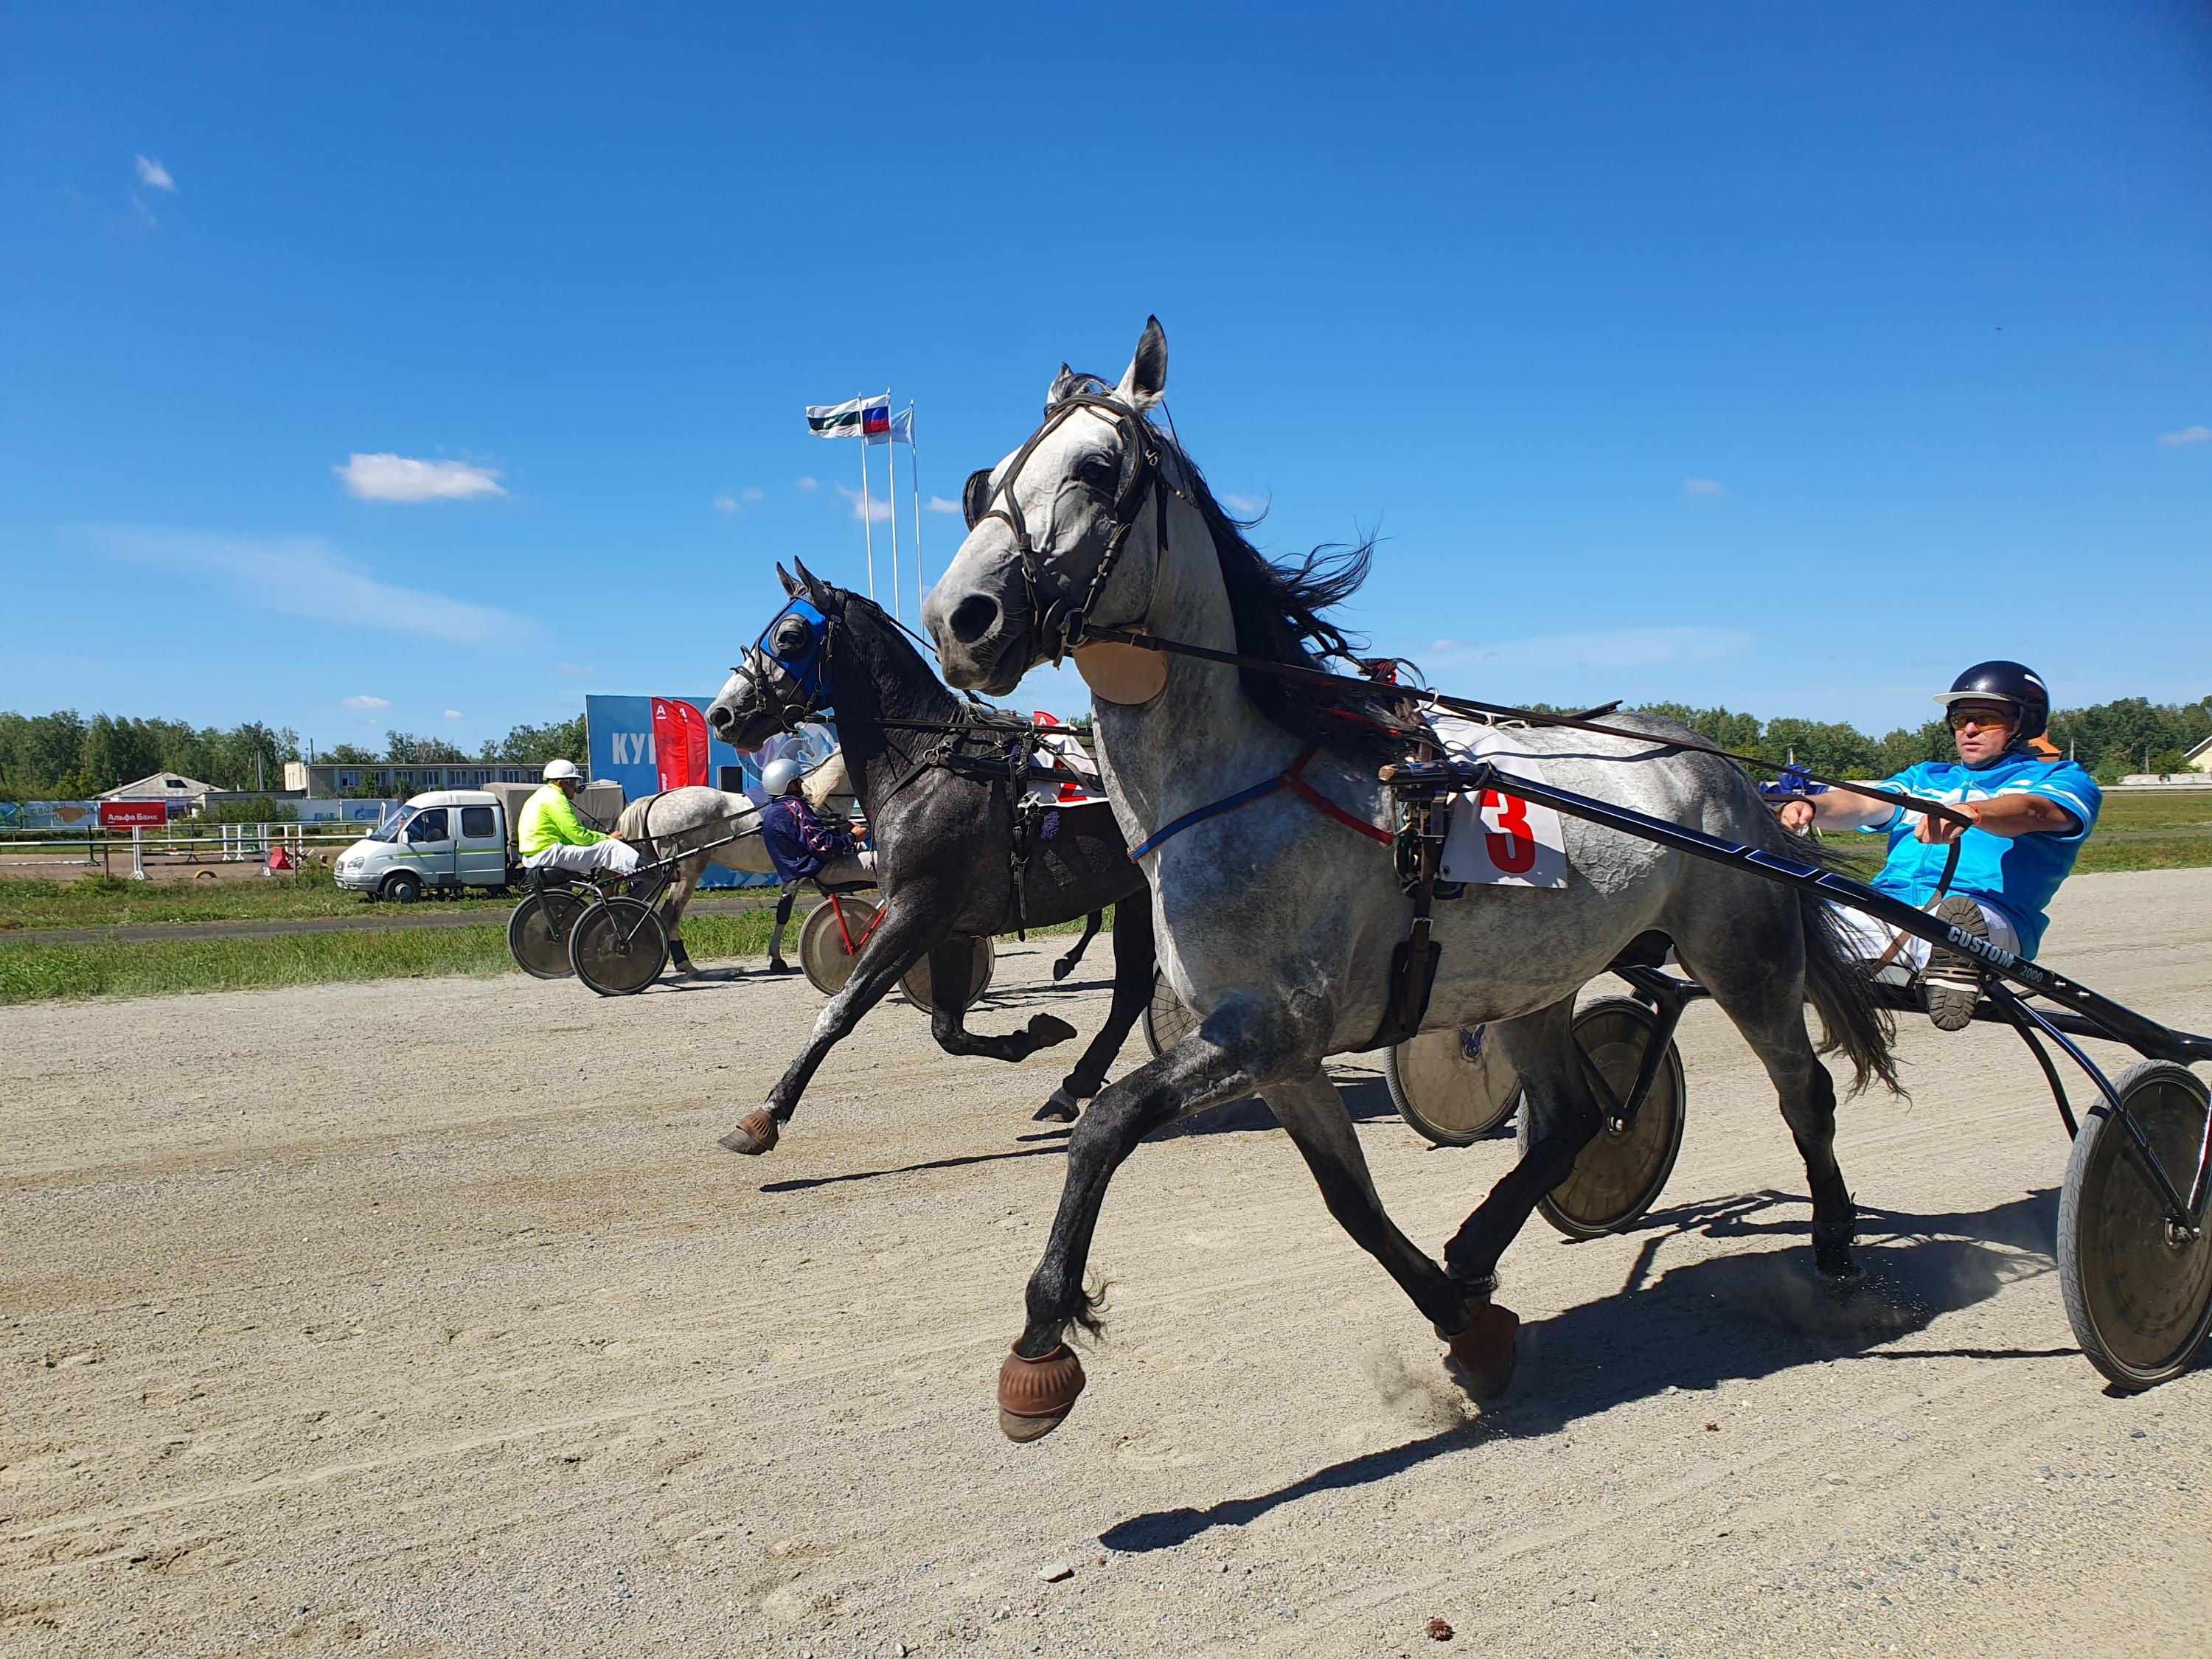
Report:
1760,815,1902,1097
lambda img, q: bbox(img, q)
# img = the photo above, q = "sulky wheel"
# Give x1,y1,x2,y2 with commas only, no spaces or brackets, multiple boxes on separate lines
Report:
1142,967,1201,1059
1530,996,1687,1239
1385,1026,1521,1147
507,891,578,980
798,897,879,996
2057,1061,2212,1392
900,934,995,1014
566,897,669,996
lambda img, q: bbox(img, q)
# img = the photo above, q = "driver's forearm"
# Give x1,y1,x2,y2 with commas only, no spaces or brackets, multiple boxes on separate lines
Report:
1970,793,2078,838
1811,789,1896,832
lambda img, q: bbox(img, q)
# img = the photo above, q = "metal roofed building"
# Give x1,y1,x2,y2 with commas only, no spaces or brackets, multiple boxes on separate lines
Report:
282,759,554,797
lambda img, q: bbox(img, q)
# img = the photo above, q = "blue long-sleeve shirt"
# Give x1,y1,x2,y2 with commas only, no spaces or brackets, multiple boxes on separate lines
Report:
759,795,857,880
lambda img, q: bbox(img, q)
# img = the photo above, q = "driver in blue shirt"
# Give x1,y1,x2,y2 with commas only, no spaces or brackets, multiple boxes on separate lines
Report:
1778,661,2100,1031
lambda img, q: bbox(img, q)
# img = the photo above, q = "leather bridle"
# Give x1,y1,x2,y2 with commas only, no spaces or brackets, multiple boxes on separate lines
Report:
968,390,1175,664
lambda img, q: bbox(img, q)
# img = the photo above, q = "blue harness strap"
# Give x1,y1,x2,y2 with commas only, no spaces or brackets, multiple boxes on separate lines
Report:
1128,744,1394,862
1127,772,1293,862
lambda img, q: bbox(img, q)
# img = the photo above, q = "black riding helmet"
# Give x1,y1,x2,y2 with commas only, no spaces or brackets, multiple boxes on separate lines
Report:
1933,660,2050,742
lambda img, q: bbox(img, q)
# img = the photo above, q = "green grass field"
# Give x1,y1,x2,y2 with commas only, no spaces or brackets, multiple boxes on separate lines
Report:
0,872,514,931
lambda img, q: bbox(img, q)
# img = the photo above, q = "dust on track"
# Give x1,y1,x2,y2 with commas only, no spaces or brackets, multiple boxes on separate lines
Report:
3,871,2209,1657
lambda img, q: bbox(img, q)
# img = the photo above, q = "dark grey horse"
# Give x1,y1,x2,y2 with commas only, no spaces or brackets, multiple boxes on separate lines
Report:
706,563,1154,1155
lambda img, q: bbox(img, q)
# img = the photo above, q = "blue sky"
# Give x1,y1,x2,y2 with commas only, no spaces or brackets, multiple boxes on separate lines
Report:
4,3,2208,753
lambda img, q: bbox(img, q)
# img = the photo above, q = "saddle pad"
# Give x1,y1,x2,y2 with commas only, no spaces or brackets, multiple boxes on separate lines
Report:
1425,715,1571,889
1024,720,1110,807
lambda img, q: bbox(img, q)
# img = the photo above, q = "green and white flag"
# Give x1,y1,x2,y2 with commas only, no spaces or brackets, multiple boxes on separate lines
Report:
805,392,891,439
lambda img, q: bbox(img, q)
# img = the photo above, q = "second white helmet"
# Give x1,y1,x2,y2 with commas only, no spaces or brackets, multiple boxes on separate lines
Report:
759,757,804,798
542,758,582,782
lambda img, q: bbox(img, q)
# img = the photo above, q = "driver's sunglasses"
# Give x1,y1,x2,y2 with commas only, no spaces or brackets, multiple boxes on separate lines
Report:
1947,706,2014,731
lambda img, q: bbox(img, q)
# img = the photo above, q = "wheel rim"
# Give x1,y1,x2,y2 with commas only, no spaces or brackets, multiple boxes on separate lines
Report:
798,898,877,996
1143,969,1201,1058
2062,1064,2212,1387
507,894,576,979
568,898,667,995
1534,1000,1686,1237
1388,1026,1520,1145
902,934,994,1013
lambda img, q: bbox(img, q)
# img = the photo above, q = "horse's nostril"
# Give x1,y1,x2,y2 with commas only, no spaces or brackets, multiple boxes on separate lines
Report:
708,706,729,733
950,594,1001,645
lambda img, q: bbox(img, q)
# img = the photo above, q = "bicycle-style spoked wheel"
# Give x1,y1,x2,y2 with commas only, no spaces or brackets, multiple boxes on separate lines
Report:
1386,1026,1521,1147
2058,1060,2212,1391
568,897,669,996
798,896,879,996
900,933,995,1014
1142,967,1200,1059
1530,997,1687,1239
508,891,582,979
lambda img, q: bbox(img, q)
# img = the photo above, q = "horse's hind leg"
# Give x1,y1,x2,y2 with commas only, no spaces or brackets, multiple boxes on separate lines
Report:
661,859,732,982
1675,922,1857,1279
1037,900,1152,1123
766,881,800,973
926,934,1079,1063
1052,910,1104,981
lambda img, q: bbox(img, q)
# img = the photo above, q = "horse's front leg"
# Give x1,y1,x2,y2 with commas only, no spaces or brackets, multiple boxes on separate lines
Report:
998,993,1273,1441
661,859,733,982
1037,898,1152,1123
717,885,955,1155
765,881,801,973
925,933,1078,1062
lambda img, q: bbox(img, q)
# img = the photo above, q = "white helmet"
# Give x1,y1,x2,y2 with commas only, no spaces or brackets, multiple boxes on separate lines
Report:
542,759,582,783
759,757,804,798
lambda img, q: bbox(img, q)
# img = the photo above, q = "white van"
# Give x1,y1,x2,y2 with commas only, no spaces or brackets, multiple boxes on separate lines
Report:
334,790,516,902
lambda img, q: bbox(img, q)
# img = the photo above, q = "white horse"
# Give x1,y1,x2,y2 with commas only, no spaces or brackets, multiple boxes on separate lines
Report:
925,319,1896,1439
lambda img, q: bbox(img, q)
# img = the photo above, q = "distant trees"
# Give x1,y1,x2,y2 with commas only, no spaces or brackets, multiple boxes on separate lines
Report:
0,710,299,798
480,716,587,765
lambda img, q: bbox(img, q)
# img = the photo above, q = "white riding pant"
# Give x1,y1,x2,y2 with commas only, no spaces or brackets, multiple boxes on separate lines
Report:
1826,900,2019,983
814,849,878,886
524,840,641,878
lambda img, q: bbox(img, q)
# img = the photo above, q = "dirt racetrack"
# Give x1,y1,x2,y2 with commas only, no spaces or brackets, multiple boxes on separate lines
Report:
4,870,2210,1658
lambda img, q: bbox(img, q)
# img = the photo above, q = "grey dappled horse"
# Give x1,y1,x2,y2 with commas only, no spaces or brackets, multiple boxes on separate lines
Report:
611,787,800,980
925,319,1897,1439
704,566,1155,1154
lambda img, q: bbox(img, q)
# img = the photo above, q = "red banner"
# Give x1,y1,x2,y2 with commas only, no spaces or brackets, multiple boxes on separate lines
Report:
99,800,169,828
651,698,710,792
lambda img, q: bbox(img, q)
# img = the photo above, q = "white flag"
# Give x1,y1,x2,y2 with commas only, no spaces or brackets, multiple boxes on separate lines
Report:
805,392,891,439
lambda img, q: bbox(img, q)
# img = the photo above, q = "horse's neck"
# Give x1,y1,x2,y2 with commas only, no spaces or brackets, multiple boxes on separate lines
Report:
835,609,961,814
1091,495,1293,836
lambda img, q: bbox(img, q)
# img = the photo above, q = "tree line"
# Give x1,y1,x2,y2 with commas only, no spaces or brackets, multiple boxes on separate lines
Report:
0,710,588,800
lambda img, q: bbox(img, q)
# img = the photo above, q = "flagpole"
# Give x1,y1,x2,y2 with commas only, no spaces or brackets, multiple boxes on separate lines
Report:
858,397,876,600
908,402,924,618
886,401,902,622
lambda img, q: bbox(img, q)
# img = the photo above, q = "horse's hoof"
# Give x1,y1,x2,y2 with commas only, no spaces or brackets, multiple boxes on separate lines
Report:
764,960,799,976
1032,1087,1080,1124
997,1343,1085,1441
718,1110,779,1155
1816,1258,1865,1293
1051,961,1074,982
1027,1015,1078,1048
1441,1301,1520,1400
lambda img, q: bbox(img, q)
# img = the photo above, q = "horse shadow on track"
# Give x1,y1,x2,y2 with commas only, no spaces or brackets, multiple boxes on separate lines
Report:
1099,1185,2065,1555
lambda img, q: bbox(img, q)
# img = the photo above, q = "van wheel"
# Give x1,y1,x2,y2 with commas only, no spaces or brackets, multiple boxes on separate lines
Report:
382,871,423,904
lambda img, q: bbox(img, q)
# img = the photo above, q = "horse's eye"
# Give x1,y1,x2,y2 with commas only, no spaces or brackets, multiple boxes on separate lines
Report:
774,617,812,655
1077,456,1119,492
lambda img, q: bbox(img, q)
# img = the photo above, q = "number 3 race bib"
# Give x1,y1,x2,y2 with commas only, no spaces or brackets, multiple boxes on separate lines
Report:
1426,717,1571,889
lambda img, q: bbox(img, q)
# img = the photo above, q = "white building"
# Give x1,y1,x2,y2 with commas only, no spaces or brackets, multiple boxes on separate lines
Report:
97,771,218,807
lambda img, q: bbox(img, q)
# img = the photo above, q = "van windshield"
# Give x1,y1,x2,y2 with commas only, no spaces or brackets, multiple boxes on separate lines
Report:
366,806,417,844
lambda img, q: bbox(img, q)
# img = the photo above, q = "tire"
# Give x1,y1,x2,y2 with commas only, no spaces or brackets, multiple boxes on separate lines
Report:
381,870,422,904
1385,1027,1521,1147
799,897,879,996
567,897,669,996
1141,967,1201,1059
507,891,580,979
1528,997,1688,1239
900,934,995,1014
2057,1060,2212,1391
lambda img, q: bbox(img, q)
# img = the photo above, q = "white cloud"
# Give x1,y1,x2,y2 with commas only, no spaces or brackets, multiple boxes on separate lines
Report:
556,663,596,677
1421,626,1750,672
135,155,175,191
796,476,820,491
1682,478,1724,496
1222,493,1268,516
836,484,894,524
926,495,964,515
713,494,740,512
336,453,506,502
443,709,464,720
341,695,392,709
75,526,526,644
2157,425,2212,447
743,487,765,502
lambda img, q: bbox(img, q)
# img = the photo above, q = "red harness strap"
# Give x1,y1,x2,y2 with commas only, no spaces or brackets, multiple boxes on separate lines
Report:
1279,745,1395,846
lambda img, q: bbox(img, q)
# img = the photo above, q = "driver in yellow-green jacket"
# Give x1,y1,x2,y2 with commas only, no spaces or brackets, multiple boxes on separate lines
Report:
519,759,639,878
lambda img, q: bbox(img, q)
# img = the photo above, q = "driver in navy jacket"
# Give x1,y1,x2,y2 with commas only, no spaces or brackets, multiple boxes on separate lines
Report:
757,758,876,886
1778,661,2100,1032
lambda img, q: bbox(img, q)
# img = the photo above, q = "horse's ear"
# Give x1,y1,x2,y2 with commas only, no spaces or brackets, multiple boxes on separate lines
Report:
1047,363,1084,406
792,557,835,611
776,563,801,598
961,467,995,530
1113,316,1169,411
